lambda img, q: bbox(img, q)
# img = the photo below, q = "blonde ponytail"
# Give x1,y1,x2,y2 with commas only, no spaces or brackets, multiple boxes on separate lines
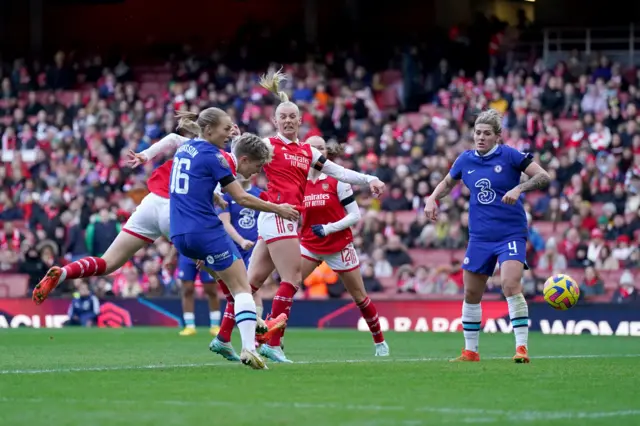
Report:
175,110,201,136
259,67,289,102
175,108,228,137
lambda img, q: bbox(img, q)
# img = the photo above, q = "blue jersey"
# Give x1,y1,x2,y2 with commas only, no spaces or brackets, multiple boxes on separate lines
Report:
450,144,533,243
221,186,262,245
169,139,235,238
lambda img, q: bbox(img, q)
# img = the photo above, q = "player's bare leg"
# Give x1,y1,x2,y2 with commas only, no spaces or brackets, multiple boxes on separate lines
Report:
215,258,268,370
33,232,146,304
197,264,277,363
501,260,530,363
451,270,489,362
208,244,275,342
179,279,197,336
250,238,296,363
203,282,221,336
245,240,286,344
339,268,388,356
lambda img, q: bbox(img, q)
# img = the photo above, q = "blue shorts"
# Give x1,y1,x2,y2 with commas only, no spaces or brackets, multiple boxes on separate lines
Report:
172,231,242,273
177,254,215,283
463,238,529,276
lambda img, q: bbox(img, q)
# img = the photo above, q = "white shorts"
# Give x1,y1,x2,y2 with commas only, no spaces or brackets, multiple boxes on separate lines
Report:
300,243,360,273
123,192,169,243
257,212,298,244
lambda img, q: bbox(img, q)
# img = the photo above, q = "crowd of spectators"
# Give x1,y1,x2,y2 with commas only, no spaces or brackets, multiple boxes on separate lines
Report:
0,38,639,303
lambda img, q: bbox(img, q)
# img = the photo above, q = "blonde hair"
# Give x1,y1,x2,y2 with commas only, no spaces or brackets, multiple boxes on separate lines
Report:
259,67,300,117
474,109,503,136
325,141,344,162
259,67,289,102
232,133,274,164
175,107,227,137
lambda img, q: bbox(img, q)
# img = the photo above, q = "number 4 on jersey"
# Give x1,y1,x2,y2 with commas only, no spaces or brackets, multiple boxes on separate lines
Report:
170,158,191,194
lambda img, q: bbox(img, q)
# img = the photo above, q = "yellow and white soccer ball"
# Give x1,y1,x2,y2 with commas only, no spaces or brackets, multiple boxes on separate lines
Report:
543,274,580,310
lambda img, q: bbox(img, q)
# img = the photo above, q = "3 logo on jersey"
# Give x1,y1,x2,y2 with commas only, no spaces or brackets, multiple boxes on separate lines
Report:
474,178,496,204
237,208,256,230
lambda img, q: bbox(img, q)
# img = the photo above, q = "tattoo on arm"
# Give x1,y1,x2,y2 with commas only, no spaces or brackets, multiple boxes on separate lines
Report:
517,172,551,193
435,175,458,200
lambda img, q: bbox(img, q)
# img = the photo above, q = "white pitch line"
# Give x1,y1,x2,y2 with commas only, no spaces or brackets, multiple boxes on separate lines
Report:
0,353,639,375
0,396,638,423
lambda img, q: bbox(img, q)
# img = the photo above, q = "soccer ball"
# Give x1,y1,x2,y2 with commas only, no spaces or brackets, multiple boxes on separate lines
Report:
543,274,580,310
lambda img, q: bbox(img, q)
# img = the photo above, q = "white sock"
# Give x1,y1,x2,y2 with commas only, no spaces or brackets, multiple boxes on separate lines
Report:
59,268,68,283
462,301,482,352
183,312,195,328
507,293,529,348
209,311,221,327
233,292,257,351
256,305,264,319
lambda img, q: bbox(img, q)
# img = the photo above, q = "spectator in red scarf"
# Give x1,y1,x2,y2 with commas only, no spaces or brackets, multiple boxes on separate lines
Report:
579,266,605,298
610,270,637,303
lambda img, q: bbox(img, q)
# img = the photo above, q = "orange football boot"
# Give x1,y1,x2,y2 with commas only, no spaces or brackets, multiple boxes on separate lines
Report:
32,266,63,305
256,313,288,344
513,345,530,363
450,349,480,362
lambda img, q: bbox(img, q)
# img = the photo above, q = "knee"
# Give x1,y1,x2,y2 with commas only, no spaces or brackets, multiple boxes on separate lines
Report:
464,287,484,304
181,282,195,297
204,285,218,299
501,273,523,297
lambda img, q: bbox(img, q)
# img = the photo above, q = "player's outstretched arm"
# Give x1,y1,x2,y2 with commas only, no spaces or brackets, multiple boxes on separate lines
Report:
310,147,385,196
424,174,459,221
127,133,189,167
222,180,299,222
502,162,551,205
315,182,361,238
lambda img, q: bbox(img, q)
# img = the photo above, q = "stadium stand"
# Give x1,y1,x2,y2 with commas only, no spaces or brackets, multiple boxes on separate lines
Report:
1,24,639,303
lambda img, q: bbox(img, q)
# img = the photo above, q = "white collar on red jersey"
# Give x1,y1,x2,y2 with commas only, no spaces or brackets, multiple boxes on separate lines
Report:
309,173,328,182
276,132,299,144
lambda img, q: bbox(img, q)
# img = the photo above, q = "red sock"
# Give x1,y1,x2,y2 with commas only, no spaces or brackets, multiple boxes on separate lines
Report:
357,297,384,344
267,281,297,347
62,257,107,280
217,280,235,343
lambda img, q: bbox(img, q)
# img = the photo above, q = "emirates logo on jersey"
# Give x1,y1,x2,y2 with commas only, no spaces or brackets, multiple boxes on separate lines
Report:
303,193,330,207
284,152,310,169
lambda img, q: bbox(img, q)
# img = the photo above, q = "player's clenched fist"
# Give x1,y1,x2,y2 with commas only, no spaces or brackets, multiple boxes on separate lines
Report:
275,203,300,222
501,187,521,205
424,198,438,221
369,179,385,196
240,239,255,250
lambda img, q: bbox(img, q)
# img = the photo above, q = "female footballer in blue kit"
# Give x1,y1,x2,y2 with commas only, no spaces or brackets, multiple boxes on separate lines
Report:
425,109,550,363
169,107,299,369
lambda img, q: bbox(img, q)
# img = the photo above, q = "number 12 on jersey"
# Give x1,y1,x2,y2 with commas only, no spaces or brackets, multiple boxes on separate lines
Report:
170,158,191,195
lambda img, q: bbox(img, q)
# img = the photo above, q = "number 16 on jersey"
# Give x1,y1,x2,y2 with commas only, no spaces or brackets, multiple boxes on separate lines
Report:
171,158,191,195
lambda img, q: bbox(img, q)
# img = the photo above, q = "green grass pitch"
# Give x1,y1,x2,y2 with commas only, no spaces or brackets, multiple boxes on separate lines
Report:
0,328,638,426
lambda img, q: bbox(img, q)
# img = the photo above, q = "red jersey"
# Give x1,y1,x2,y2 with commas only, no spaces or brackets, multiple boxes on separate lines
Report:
300,175,353,254
147,151,237,199
263,134,318,205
